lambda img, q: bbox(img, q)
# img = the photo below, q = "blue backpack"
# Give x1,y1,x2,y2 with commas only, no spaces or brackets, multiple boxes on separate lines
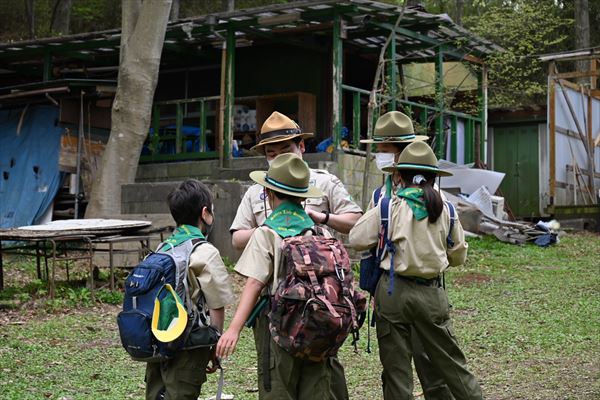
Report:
117,239,220,362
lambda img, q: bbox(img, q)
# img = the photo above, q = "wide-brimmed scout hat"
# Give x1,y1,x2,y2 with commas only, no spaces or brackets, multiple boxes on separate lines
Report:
251,111,313,152
383,141,453,176
361,111,428,144
249,153,322,198
151,284,188,343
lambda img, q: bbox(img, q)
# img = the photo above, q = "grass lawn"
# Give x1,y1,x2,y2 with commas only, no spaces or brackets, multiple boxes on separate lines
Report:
0,232,598,399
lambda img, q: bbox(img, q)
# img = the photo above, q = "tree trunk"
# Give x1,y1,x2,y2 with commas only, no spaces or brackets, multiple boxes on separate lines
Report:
574,0,590,84
455,0,464,25
50,0,72,35
85,0,173,218
222,0,234,12
170,0,180,21
25,0,35,39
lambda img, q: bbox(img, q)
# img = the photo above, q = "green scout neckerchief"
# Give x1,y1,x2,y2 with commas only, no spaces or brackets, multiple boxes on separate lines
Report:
263,201,314,238
161,224,205,251
384,174,393,198
397,187,428,221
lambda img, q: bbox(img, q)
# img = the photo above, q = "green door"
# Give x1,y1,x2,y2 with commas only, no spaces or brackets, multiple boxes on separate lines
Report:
493,124,540,218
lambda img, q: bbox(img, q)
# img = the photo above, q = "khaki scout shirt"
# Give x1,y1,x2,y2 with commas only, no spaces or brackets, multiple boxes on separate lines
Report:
234,226,333,294
234,226,284,295
187,243,235,310
229,169,362,232
349,196,468,279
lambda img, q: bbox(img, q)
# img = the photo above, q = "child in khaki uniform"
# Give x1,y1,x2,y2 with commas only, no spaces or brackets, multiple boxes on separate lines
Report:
217,153,332,400
146,179,235,400
229,111,362,400
363,111,453,399
350,142,483,400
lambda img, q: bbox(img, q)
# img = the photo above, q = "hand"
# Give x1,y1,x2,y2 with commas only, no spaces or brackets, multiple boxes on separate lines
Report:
205,347,220,374
306,209,325,224
216,328,240,360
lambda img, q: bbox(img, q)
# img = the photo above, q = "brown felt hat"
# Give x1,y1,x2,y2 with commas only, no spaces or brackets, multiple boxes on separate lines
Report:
383,141,453,176
361,111,428,144
251,111,313,152
249,153,322,198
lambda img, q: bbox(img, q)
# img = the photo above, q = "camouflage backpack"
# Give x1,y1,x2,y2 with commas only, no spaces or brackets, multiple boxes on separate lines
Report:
269,229,367,362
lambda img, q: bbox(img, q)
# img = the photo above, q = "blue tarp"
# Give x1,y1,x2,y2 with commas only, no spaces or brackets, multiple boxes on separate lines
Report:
0,106,63,228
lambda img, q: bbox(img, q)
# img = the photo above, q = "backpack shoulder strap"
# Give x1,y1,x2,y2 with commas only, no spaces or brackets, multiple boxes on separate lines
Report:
376,197,392,259
445,201,456,248
372,186,383,208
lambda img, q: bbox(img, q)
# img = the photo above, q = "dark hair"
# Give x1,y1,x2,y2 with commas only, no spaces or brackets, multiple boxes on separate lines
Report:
269,188,302,204
167,179,213,226
392,142,409,154
399,170,443,223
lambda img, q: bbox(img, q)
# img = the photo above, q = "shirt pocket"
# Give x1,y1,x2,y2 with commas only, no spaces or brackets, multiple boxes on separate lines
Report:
252,200,266,215
304,196,325,211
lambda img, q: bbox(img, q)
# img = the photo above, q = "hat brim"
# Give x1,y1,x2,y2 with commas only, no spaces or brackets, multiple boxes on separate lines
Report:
249,170,323,198
360,134,429,144
382,163,453,177
251,132,314,152
151,285,188,343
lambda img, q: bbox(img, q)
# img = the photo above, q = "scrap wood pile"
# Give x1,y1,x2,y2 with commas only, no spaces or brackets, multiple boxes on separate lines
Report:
444,189,560,247
438,161,560,247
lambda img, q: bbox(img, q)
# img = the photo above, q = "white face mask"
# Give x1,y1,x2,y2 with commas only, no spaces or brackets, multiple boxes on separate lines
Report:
375,152,396,171
267,158,274,167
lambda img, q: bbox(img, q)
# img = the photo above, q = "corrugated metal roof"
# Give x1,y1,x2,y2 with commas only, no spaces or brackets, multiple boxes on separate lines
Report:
0,0,499,61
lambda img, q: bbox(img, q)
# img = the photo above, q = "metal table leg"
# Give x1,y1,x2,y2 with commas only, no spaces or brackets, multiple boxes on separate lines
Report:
109,242,114,291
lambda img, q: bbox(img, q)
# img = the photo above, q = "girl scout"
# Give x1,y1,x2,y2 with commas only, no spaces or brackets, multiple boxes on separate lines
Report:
349,141,483,400
363,111,452,399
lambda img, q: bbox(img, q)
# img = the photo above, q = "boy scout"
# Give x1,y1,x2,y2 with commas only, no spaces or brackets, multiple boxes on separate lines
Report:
229,111,362,399
218,153,332,399
230,111,362,249
349,142,483,400
146,179,235,400
362,111,453,399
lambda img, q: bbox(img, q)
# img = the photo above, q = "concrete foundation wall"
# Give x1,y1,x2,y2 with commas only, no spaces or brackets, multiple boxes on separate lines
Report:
334,152,384,209
123,152,380,261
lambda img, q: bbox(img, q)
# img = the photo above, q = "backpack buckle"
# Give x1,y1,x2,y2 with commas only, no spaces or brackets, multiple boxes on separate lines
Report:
335,264,345,281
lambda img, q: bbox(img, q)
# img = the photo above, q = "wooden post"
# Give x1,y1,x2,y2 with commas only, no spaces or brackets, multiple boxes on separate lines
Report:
549,62,556,203
352,91,361,148
451,115,457,163
479,65,488,164
332,10,343,150
43,51,52,82
175,103,183,154
199,99,207,152
223,26,236,165
435,48,444,158
387,33,397,110
152,105,160,156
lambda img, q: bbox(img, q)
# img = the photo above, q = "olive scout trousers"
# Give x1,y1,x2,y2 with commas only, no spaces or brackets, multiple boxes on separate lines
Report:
411,324,455,400
375,274,483,400
145,347,211,400
253,312,339,400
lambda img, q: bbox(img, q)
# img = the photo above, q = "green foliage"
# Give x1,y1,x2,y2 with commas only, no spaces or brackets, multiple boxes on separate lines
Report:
464,1,572,108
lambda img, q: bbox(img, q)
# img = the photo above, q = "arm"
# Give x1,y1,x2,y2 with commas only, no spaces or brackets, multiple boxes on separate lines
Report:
348,207,380,251
216,277,265,359
230,187,259,250
306,209,362,234
447,217,468,267
231,228,256,250
209,307,225,332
